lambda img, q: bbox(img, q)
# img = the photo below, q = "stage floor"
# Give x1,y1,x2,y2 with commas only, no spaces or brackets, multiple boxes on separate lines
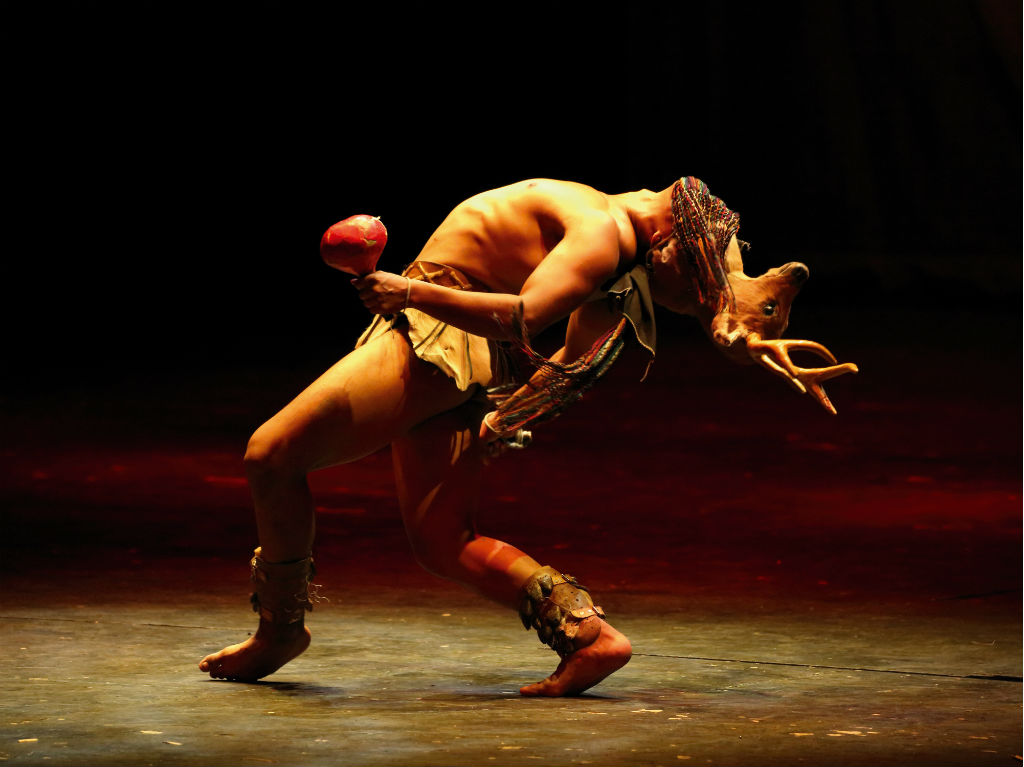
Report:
2,320,1021,765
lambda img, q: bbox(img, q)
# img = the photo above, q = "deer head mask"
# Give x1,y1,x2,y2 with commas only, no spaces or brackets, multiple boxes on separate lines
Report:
671,177,858,414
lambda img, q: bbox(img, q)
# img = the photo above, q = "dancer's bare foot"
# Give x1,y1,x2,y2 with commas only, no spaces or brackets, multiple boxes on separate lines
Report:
198,620,310,681
520,618,632,697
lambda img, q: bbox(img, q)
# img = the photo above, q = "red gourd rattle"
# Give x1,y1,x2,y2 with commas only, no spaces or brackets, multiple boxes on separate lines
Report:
319,215,388,276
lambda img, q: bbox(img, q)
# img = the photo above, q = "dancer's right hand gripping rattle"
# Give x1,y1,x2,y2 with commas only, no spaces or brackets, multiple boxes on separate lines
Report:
320,215,409,315
320,214,388,276
319,211,411,313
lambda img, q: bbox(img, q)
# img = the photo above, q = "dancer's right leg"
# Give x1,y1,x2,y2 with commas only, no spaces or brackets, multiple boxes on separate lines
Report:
199,328,475,681
393,405,632,697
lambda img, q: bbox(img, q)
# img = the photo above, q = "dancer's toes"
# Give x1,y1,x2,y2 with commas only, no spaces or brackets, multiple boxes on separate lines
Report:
198,623,310,682
198,653,232,679
519,669,565,697
520,619,631,697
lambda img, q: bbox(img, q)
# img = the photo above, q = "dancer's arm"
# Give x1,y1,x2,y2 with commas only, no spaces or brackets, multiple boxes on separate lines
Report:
478,298,624,445
354,216,621,340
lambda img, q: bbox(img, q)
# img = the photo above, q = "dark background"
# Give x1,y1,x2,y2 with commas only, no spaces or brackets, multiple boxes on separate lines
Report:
2,0,1019,399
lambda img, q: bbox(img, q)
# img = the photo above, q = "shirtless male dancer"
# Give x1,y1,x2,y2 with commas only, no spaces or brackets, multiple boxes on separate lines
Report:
198,177,856,696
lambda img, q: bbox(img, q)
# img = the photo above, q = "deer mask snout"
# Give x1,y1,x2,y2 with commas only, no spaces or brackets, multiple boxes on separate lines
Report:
709,261,812,357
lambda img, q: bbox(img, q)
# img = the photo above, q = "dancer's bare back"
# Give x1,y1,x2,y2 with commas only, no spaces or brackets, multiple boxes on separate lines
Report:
420,178,637,289
355,179,643,339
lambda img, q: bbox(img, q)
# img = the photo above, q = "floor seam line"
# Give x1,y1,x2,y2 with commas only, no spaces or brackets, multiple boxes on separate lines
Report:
631,653,1022,682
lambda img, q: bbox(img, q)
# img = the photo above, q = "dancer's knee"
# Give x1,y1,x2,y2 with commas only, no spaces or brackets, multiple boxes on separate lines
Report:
408,541,459,579
407,528,473,581
244,428,302,484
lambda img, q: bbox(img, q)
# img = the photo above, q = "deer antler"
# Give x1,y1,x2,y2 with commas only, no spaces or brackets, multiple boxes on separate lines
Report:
746,332,859,415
